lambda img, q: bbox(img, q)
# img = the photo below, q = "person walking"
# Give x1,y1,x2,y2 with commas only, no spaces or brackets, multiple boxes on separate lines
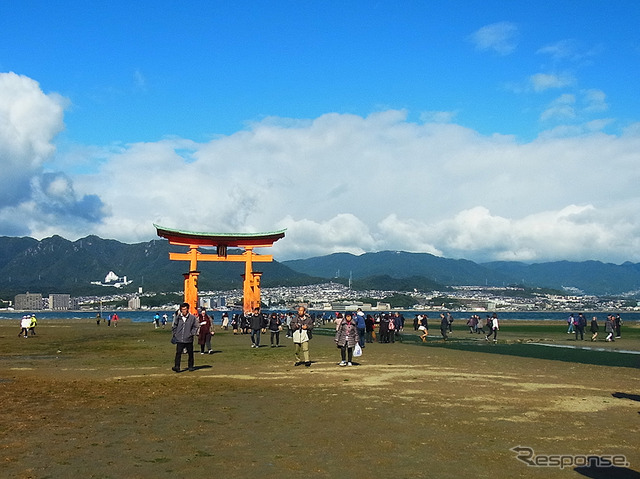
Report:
379,314,390,343
171,303,198,372
388,314,396,343
291,306,313,367
418,314,429,342
248,307,265,348
393,312,404,342
355,308,366,349
335,312,359,366
605,315,615,342
365,314,375,343
590,316,599,341
575,313,586,341
485,313,499,342
440,313,448,341
476,316,486,335
269,312,282,347
567,314,575,334
197,307,214,355
28,314,37,336
446,312,454,334
18,315,30,338
467,314,477,334
614,314,622,339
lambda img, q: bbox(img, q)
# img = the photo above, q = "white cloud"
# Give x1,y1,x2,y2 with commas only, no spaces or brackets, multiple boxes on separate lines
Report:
537,40,578,61
419,110,458,124
0,72,67,204
540,94,576,121
529,72,576,92
536,39,603,64
470,22,519,55
540,90,610,124
271,214,376,259
66,110,640,263
3,74,640,264
582,89,608,112
0,72,106,236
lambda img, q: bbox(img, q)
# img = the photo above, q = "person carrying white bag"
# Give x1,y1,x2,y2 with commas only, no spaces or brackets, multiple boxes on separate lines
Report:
335,312,360,366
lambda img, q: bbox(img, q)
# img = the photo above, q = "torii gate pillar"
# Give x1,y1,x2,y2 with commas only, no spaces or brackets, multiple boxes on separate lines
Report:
154,225,285,314
182,270,200,313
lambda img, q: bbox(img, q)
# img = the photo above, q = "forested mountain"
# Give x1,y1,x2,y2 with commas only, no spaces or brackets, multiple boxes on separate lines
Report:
0,235,317,297
1,235,639,297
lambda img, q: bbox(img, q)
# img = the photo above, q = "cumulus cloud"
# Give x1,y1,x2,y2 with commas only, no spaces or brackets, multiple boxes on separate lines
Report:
3,73,640,264
0,72,66,205
64,110,640,263
469,22,519,55
0,72,106,236
540,90,610,124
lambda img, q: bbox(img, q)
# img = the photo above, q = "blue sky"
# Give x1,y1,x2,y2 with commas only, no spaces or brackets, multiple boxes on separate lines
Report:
1,1,640,264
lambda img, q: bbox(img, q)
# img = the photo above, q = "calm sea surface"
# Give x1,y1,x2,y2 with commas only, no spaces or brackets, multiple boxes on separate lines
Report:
1,310,638,324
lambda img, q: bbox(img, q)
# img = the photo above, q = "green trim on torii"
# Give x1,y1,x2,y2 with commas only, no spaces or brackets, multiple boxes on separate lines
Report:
154,224,286,247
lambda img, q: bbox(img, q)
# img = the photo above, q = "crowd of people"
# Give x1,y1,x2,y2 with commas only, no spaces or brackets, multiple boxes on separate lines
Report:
568,313,623,342
14,304,626,372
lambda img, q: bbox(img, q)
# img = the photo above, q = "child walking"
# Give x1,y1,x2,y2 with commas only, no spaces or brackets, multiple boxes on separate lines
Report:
335,312,359,366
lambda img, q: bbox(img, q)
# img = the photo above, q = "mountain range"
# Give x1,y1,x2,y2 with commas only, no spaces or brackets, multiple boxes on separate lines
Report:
0,235,639,298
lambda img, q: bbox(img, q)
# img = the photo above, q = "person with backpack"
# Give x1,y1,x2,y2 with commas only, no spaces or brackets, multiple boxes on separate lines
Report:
388,314,396,343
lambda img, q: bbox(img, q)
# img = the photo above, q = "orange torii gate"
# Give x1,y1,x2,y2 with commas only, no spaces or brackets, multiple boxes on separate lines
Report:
154,224,285,314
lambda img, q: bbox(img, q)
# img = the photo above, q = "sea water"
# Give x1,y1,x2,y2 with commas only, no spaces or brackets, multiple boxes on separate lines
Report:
0,310,638,324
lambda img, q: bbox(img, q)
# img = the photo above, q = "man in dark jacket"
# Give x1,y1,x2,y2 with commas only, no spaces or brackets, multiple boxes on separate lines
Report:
171,302,198,372
575,313,587,341
248,307,266,348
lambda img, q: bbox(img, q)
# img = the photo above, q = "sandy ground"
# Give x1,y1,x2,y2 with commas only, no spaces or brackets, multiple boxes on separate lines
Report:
0,319,638,478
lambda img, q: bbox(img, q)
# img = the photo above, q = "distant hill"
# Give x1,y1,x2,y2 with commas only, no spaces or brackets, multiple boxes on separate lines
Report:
283,251,640,296
1,236,639,298
283,251,513,285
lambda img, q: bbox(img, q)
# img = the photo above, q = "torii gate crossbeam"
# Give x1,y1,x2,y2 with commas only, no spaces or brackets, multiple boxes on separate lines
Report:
154,224,285,314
